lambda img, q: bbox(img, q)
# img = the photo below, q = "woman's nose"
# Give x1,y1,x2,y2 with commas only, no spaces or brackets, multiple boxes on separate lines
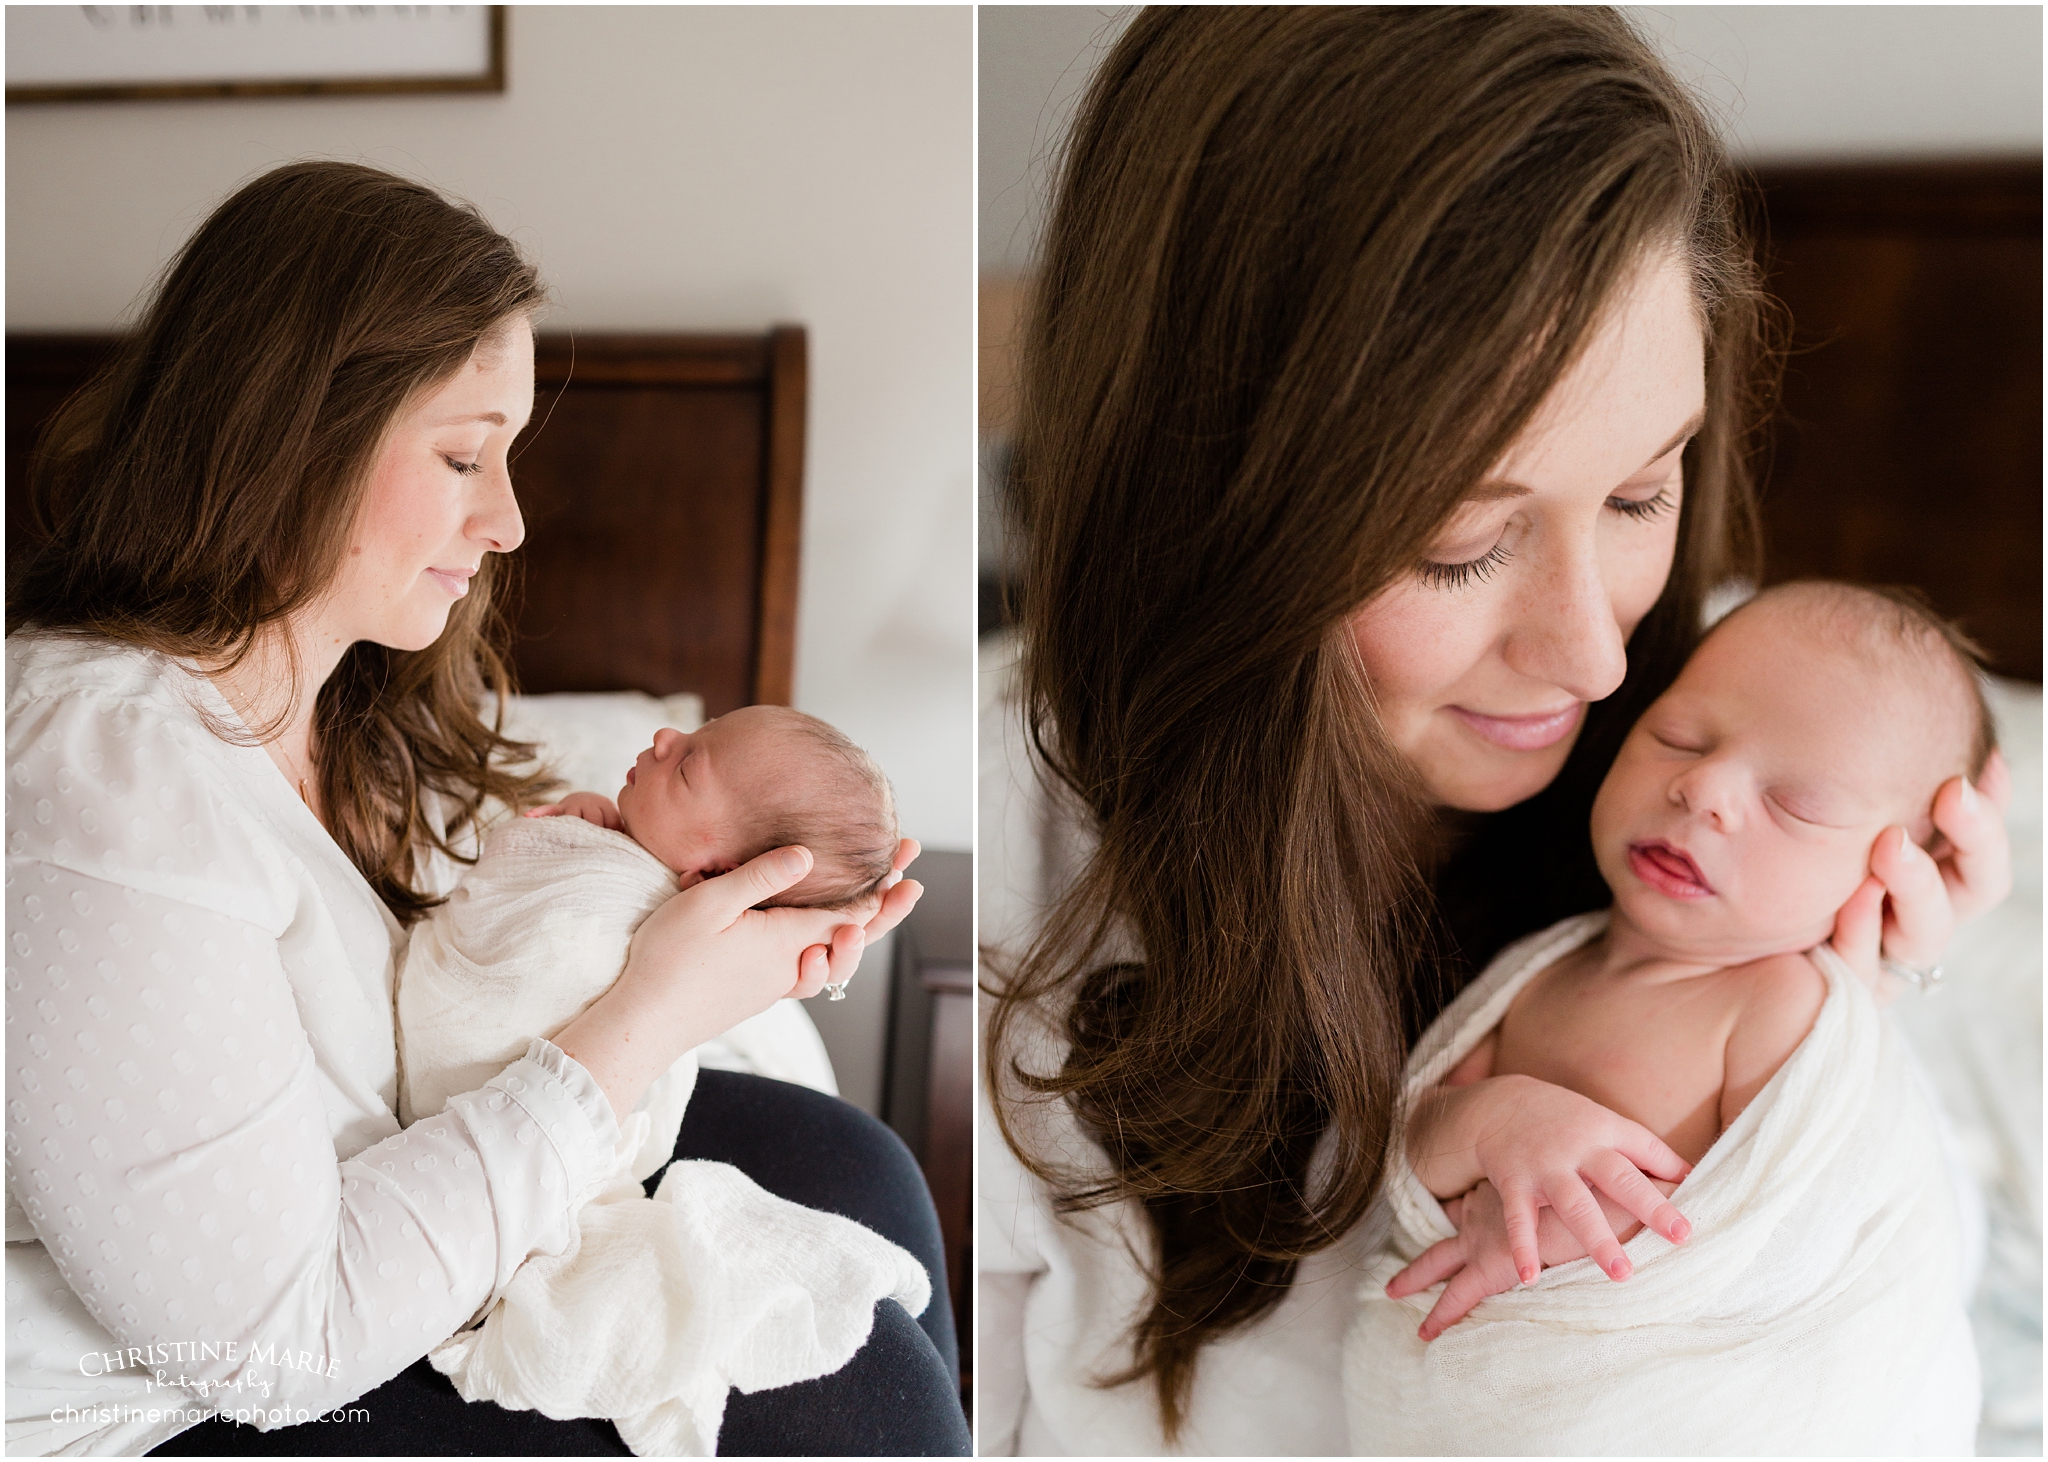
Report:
1501,530,1629,703
469,460,525,554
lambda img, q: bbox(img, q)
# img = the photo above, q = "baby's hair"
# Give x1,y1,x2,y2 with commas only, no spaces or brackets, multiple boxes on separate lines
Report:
1732,580,1997,778
743,708,900,911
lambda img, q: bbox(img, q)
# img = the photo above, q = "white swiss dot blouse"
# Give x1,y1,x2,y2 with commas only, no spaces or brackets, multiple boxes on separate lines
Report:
4,633,623,1457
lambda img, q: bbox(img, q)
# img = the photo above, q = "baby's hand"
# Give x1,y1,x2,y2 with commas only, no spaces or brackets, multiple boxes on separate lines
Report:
1387,1178,1682,1340
525,791,623,831
1386,1182,1522,1340
1410,1074,1692,1286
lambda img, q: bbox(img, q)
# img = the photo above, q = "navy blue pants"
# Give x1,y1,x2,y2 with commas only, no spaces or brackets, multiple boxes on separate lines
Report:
151,1071,970,1456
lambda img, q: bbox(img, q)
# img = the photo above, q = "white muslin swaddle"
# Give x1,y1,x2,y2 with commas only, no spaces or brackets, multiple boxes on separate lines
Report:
1345,911,1979,1457
397,816,930,1455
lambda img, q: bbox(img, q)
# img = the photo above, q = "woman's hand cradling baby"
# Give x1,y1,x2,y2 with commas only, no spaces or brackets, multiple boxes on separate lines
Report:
553,841,919,1123
1829,756,2012,1005
795,837,924,998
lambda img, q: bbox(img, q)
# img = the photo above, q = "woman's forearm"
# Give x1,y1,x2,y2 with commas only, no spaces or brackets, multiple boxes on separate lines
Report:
551,976,695,1123
554,856,864,1123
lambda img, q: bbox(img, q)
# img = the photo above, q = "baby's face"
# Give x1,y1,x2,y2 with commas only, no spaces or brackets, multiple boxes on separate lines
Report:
615,712,771,884
1590,604,1952,964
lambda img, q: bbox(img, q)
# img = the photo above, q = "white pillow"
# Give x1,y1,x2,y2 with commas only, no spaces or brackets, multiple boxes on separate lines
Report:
498,689,705,798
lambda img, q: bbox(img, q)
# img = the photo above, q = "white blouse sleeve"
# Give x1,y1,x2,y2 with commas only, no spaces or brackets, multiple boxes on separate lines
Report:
7,861,620,1418
7,819,621,1421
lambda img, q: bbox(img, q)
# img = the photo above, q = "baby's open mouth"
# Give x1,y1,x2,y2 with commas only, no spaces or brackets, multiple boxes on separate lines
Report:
1628,840,1714,898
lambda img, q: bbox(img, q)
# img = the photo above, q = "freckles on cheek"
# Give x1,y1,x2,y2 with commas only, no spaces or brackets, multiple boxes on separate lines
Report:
1351,588,1481,709
1618,527,1682,635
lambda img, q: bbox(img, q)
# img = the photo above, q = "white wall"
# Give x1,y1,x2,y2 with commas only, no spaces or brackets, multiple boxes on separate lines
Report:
6,4,975,1115
978,4,2043,274
1632,5,2042,161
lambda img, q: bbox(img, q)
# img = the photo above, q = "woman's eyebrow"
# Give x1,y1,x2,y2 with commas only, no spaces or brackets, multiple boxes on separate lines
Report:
435,411,510,427
1471,410,1709,499
1640,410,1707,471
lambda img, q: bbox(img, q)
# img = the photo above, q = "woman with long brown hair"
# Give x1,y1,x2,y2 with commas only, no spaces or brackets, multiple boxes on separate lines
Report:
980,9,2012,1452
6,162,969,1456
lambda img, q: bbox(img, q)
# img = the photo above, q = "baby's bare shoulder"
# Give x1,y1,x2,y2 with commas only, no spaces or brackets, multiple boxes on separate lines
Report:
1718,951,1828,1126
1725,949,1827,1007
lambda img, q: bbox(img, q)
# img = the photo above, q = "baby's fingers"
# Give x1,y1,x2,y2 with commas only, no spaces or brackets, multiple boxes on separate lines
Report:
1609,1120,1693,1186
1498,1187,1541,1286
1417,1257,1516,1343
1386,1236,1466,1300
1583,1150,1691,1244
1546,1174,1631,1280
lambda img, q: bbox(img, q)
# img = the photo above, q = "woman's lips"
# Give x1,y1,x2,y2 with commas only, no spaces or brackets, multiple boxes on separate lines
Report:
426,567,474,597
1628,840,1715,899
1446,702,1583,751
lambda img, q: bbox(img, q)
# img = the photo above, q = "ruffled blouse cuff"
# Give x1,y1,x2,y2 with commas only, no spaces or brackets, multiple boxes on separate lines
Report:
485,1037,625,1203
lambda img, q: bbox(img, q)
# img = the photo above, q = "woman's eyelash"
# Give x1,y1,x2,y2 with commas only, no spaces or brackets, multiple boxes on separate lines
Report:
1418,541,1513,591
1608,487,1674,521
444,456,484,476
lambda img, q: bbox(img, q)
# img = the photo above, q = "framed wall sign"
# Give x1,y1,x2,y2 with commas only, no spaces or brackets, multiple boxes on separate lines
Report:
5,6,505,103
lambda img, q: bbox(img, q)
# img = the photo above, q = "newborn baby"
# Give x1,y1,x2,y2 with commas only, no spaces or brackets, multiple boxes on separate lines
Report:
395,705,925,1455
400,704,899,1136
539,703,900,912
1345,581,1990,1455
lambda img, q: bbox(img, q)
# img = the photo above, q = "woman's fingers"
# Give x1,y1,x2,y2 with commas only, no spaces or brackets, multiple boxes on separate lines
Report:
1929,768,2013,923
797,945,827,995
824,921,867,988
1828,873,1887,983
1386,1234,1467,1299
1868,824,1955,970
1545,1173,1630,1280
1583,1150,1690,1244
792,942,834,1000
1979,748,2014,813
890,837,921,876
862,876,924,943
690,845,816,924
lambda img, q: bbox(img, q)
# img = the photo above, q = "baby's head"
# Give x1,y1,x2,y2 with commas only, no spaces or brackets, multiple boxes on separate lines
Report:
614,704,899,910
1590,581,1995,962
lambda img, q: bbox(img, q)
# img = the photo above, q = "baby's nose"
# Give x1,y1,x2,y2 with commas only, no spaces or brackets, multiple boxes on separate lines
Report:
651,727,684,758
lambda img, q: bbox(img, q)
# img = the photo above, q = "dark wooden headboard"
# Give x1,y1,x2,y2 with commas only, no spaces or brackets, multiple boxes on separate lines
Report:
1747,159,2040,681
6,329,808,715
